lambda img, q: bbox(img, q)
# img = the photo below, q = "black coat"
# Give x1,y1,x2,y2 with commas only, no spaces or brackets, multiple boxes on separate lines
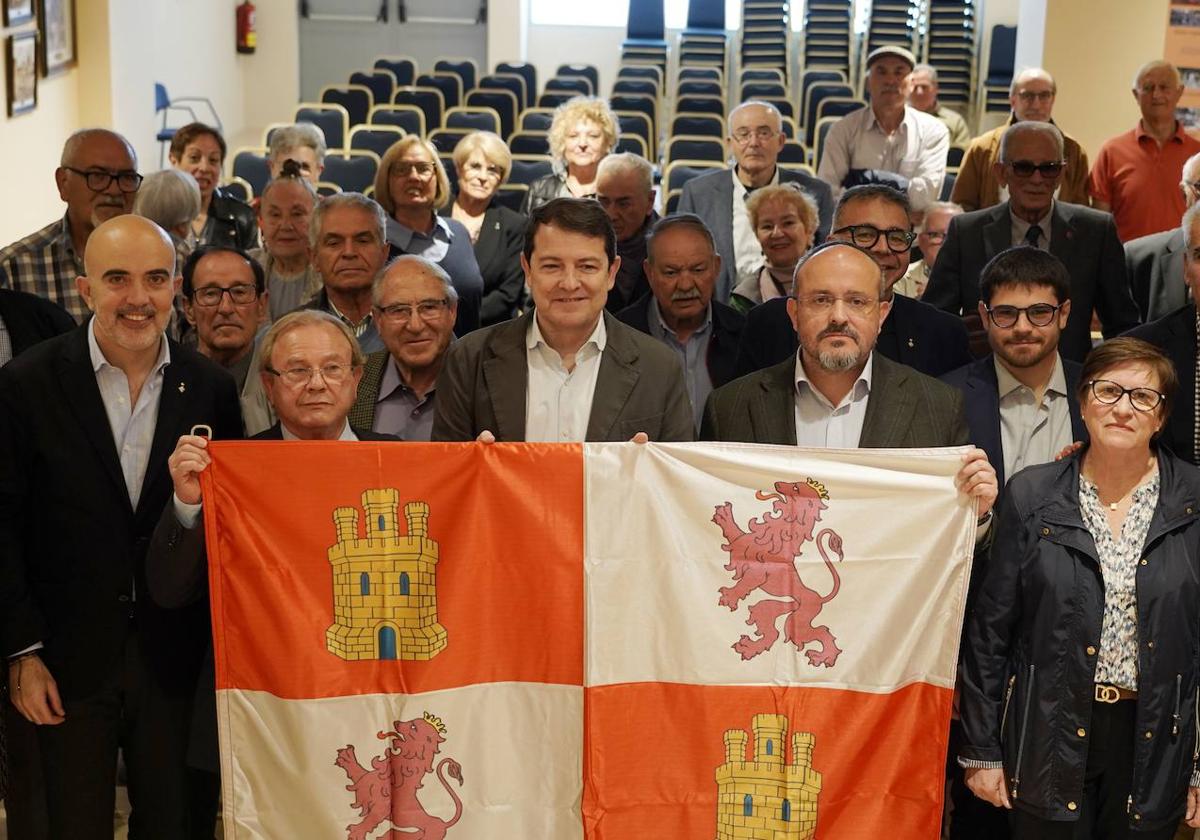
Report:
1126,305,1197,464
202,188,258,252
959,450,1200,830
616,293,745,388
731,293,971,380
439,201,526,326
521,172,566,215
0,287,76,354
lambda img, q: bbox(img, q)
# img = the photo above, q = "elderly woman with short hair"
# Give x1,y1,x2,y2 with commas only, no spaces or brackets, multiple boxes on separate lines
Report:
522,96,620,213
267,122,327,185
169,122,258,250
732,182,820,312
375,136,483,335
438,131,525,326
133,169,202,262
252,159,322,319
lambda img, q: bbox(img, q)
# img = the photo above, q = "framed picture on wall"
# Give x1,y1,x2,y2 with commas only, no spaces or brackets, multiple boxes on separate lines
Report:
38,0,75,76
7,31,37,116
3,0,34,28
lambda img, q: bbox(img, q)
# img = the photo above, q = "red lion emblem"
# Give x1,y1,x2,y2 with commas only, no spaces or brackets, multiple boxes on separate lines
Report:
334,712,464,840
713,478,845,665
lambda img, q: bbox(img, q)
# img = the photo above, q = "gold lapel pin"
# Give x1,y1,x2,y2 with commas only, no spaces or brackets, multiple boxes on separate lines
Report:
178,382,187,393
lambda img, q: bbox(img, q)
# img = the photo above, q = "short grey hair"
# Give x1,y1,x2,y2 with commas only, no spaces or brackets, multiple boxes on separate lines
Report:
309,192,388,251
1182,152,1200,190
132,169,201,230
269,123,328,166
61,128,137,168
727,100,783,135
1009,67,1056,97
1183,202,1200,253
372,255,458,306
918,201,964,232
258,309,365,374
1133,60,1181,91
999,121,1065,161
597,152,653,193
912,63,938,84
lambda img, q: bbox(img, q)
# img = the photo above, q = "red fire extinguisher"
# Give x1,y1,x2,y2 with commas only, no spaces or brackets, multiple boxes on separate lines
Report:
236,1,257,54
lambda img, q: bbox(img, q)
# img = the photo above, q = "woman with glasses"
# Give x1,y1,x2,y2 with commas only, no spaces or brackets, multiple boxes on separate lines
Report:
731,183,819,313
375,136,483,336
959,337,1200,838
521,96,620,214
440,132,525,326
168,122,258,251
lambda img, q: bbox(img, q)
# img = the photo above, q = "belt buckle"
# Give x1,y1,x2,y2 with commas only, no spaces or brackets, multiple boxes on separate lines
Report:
1095,684,1121,704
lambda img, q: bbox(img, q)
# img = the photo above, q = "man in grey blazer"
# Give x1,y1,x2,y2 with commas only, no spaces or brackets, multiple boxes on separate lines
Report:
1123,151,1200,321
432,198,694,442
700,241,997,518
924,121,1140,361
678,100,834,304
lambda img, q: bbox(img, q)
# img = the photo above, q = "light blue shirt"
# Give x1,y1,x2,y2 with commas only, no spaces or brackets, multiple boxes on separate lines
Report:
647,297,713,430
793,353,873,448
385,215,453,263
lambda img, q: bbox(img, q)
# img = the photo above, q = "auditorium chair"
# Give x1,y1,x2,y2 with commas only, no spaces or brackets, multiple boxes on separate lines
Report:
672,113,724,138
322,151,380,194
231,148,271,196
294,103,350,151
557,64,600,96
319,85,372,128
445,106,502,135
349,70,396,108
434,58,479,96
393,88,445,135
416,73,461,110
349,125,406,159
465,89,518,139
495,61,537,108
665,136,725,163
374,56,417,87
369,104,426,138
507,155,554,186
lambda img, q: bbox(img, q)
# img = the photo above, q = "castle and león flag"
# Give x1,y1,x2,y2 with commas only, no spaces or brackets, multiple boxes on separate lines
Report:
200,441,976,838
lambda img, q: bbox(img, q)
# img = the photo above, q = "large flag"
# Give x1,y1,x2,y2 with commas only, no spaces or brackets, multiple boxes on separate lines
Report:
201,441,976,839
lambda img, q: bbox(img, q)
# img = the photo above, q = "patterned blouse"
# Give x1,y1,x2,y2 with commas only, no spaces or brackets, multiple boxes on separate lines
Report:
1078,471,1160,690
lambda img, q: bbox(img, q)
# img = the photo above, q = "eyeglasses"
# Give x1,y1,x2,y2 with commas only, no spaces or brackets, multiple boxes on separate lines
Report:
795,292,879,316
832,224,916,253
264,363,358,386
1005,160,1066,178
985,303,1062,328
63,167,143,193
1016,90,1055,103
1088,379,1165,412
191,284,259,307
377,299,450,322
731,127,777,144
391,162,435,178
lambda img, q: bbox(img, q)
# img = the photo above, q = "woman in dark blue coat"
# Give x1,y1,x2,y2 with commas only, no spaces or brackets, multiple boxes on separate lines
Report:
960,337,1200,837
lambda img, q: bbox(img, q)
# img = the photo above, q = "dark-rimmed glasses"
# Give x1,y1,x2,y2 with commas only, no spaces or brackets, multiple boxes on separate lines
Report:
63,167,143,193
984,303,1062,328
191,285,258,307
832,224,916,253
1005,160,1066,179
1087,379,1165,412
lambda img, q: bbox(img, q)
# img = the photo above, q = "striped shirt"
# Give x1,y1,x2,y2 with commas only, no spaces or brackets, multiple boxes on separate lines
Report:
0,215,85,323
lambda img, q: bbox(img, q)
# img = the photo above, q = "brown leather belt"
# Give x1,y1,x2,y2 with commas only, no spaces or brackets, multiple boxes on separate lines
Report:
1094,684,1137,703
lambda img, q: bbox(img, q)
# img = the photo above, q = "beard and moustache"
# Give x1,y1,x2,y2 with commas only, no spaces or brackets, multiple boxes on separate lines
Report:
807,320,864,372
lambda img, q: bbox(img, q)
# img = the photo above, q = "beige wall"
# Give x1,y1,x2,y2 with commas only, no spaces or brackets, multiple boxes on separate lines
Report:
1043,0,1170,161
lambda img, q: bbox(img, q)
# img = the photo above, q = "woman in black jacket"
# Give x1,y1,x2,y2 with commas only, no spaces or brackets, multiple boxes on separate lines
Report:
960,337,1200,837
521,96,619,214
169,122,258,251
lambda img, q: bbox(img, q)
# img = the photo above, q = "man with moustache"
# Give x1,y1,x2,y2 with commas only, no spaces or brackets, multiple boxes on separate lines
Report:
596,153,658,312
350,255,458,440
0,129,141,323
617,214,745,429
181,246,268,396
0,215,242,837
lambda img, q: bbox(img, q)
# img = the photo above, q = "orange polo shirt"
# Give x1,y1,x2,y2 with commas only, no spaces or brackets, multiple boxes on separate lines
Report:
1088,120,1200,242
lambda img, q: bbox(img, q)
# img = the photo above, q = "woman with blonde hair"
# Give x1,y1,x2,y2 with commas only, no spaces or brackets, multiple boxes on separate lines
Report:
521,96,620,213
732,183,820,313
375,136,483,334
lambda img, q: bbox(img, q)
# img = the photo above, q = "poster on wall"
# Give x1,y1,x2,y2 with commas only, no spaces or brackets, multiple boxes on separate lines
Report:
38,0,74,76
1165,3,1200,135
7,31,37,116
2,0,34,28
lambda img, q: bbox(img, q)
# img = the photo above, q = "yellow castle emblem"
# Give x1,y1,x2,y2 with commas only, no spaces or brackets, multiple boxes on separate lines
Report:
715,714,822,839
325,489,447,661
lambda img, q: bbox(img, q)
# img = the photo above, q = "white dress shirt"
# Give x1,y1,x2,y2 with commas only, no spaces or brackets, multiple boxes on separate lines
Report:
793,354,873,448
816,105,949,210
524,314,606,442
731,166,781,292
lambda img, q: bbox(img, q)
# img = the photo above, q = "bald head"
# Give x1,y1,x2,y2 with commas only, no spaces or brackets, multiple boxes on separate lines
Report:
84,215,176,278
1009,68,1056,122
61,128,137,168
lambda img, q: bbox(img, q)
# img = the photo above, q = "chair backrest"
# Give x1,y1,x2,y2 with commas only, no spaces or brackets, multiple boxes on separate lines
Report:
665,188,683,214
393,87,445,133
741,67,785,84
676,80,722,98
626,0,665,41
507,155,554,186
416,73,461,110
294,103,350,151
675,94,724,116
757,95,794,120
231,147,271,197
940,171,957,202
349,125,406,158
815,97,864,124
428,128,473,154
614,110,654,158
664,135,725,163
368,104,426,138
322,150,380,194
615,134,649,158
222,177,254,204
479,74,526,113
545,77,591,96
154,82,170,112
613,78,659,99
557,64,599,96
813,117,840,173
315,181,342,197
740,81,787,100
780,115,799,140
985,25,1017,84
440,153,459,190
508,131,551,156
679,66,723,84
445,106,501,134
518,108,556,132
495,183,528,213
804,82,854,136
778,140,808,166
671,113,725,138
319,85,372,128
261,122,293,148
495,61,537,108
434,58,478,94
537,91,574,109
663,159,724,193
801,69,848,105
618,64,664,88
464,89,519,139
374,56,416,87
349,70,396,107
947,145,965,168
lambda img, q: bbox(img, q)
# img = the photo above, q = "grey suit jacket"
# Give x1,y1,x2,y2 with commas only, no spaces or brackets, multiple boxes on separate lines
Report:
677,166,835,304
699,352,968,447
431,310,695,442
1125,227,1187,322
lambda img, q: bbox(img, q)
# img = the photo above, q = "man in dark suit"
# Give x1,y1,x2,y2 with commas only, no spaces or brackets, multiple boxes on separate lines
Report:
1127,201,1200,464
1123,150,1200,321
597,152,659,313
732,184,972,378
924,121,1140,362
0,216,243,837
0,287,76,365
678,100,834,303
433,198,694,442
700,240,997,516
350,255,458,439
617,214,744,430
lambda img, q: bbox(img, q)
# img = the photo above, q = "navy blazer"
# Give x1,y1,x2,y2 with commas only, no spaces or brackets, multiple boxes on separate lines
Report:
923,200,1140,362
1127,304,1197,464
731,293,971,380
615,293,746,388
677,166,835,303
940,354,1088,494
